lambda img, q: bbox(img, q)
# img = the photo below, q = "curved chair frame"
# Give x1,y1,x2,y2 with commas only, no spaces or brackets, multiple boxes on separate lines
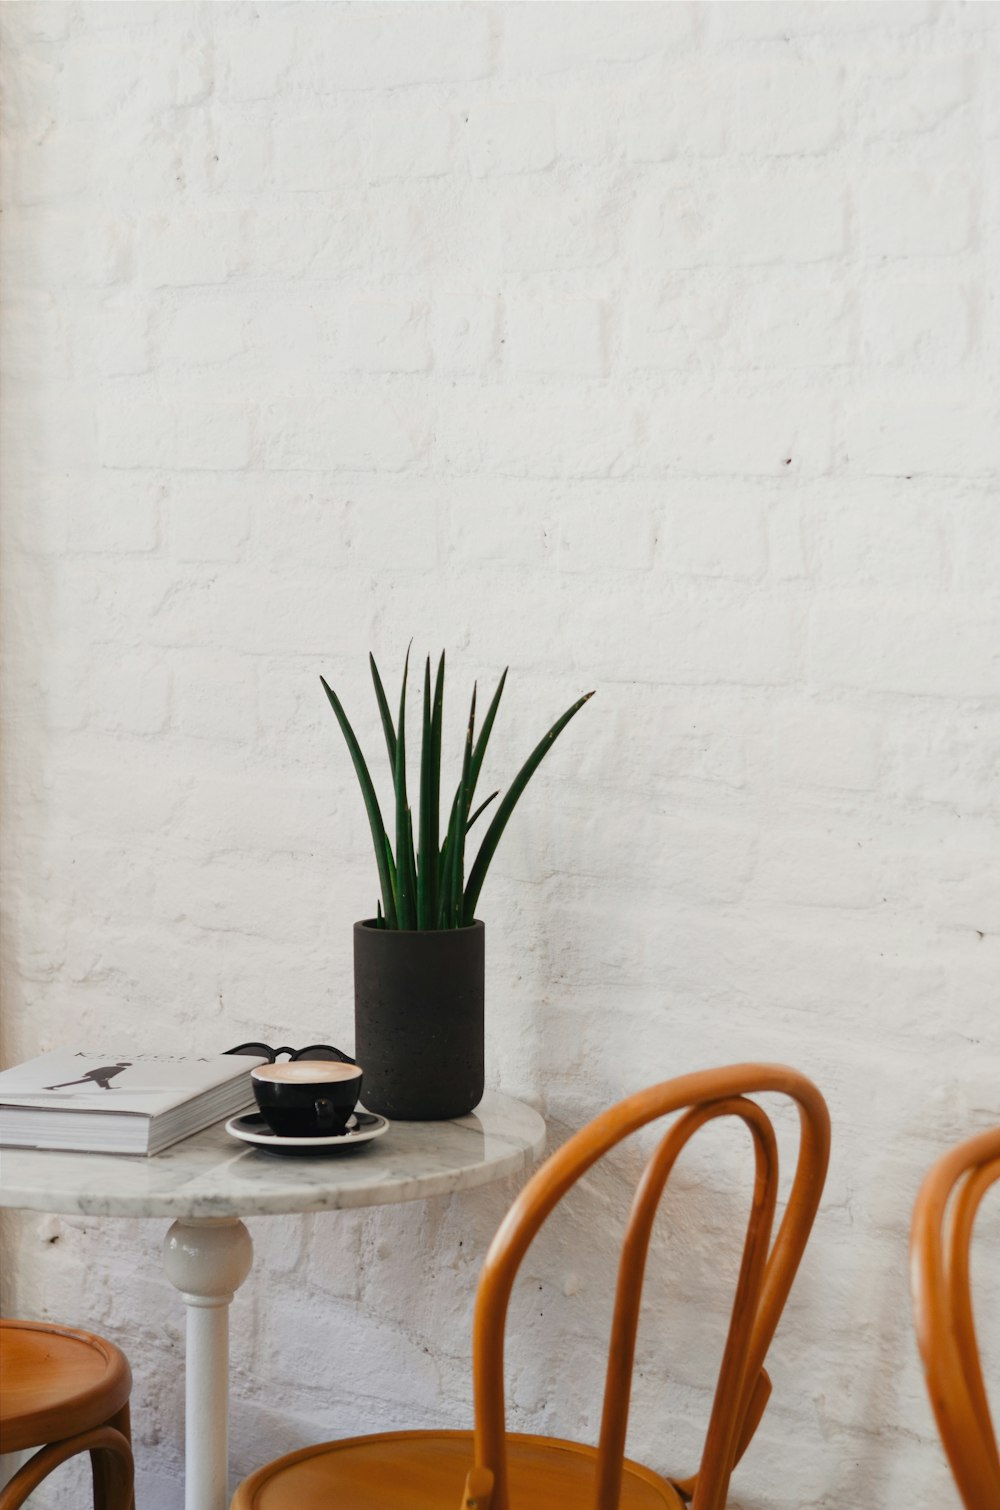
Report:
472,1063,830,1510
911,1125,1000,1510
0,1422,133,1510
231,1064,829,1510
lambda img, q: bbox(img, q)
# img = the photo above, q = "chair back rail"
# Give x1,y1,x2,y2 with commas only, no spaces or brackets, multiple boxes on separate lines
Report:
471,1063,831,1510
911,1126,1000,1510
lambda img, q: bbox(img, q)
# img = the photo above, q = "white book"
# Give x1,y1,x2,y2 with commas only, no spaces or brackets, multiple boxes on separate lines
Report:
0,1048,267,1156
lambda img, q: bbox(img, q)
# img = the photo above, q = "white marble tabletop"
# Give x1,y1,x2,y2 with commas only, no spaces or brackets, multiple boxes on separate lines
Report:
0,1090,547,1219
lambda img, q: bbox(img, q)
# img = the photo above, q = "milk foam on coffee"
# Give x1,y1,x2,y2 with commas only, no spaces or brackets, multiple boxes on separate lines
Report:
252,1061,360,1084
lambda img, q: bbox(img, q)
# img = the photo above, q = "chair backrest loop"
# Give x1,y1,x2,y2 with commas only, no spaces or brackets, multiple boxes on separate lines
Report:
596,1096,778,1510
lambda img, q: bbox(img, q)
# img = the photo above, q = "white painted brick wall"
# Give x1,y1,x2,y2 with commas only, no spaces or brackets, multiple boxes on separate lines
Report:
1,4,998,1507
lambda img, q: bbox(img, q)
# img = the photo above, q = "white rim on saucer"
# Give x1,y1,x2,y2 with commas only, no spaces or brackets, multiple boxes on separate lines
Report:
225,1112,389,1148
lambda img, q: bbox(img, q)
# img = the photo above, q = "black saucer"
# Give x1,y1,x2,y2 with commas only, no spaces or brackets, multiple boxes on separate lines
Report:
225,1110,389,1157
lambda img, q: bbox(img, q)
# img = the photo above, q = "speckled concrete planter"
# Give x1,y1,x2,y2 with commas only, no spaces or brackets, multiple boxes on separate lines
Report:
353,919,485,1120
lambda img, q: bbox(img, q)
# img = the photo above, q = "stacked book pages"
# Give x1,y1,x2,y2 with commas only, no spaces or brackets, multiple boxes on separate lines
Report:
0,1048,267,1156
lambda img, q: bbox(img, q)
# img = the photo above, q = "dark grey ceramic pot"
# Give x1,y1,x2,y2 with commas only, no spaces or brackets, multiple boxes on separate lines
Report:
353,919,485,1120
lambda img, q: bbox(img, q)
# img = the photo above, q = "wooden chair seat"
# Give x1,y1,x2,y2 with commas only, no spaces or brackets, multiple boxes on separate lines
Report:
0,1319,134,1510
233,1428,684,1510
0,1319,132,1453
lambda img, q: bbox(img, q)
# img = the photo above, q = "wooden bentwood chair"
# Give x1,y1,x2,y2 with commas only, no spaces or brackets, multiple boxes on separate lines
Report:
0,1318,134,1510
911,1126,1000,1510
233,1064,830,1510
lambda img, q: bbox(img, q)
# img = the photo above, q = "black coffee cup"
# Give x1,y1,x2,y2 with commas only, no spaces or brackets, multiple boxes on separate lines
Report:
251,1060,363,1137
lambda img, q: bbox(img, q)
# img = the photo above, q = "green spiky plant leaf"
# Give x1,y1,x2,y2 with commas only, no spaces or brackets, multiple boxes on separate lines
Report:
322,652,592,929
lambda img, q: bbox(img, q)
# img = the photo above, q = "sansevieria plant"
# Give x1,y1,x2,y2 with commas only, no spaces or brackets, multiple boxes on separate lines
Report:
321,650,593,930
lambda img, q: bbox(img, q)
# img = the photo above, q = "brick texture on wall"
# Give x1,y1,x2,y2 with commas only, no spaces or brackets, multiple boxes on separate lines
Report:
1,3,999,1506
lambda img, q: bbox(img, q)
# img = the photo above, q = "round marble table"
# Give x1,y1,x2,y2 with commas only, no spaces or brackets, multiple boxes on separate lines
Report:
0,1091,546,1510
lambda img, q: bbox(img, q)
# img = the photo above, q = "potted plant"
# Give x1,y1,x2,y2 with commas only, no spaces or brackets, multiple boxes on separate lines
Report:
321,650,593,1120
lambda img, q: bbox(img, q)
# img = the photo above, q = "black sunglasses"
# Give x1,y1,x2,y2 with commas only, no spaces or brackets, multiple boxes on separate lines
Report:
225,1041,356,1066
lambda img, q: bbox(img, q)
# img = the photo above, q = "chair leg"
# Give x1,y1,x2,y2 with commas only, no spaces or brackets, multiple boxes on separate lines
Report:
96,1404,135,1510
0,1426,134,1510
92,1415,135,1510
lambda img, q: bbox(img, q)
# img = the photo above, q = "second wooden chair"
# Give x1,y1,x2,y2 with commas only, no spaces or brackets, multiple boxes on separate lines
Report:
232,1063,830,1510
0,1318,134,1510
911,1124,1000,1510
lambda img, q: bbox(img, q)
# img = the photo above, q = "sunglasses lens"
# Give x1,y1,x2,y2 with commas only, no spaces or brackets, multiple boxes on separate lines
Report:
225,1042,275,1060
295,1044,355,1065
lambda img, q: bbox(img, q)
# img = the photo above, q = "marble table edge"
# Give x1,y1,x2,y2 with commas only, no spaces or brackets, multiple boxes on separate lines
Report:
0,1096,548,1220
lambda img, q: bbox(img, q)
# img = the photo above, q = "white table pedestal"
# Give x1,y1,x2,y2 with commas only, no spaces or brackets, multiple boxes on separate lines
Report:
163,1218,254,1510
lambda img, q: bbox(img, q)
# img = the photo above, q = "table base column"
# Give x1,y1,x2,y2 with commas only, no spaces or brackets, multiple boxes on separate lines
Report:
163,1217,253,1510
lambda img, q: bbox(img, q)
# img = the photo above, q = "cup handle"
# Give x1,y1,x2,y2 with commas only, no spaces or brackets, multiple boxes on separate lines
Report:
314,1097,337,1131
